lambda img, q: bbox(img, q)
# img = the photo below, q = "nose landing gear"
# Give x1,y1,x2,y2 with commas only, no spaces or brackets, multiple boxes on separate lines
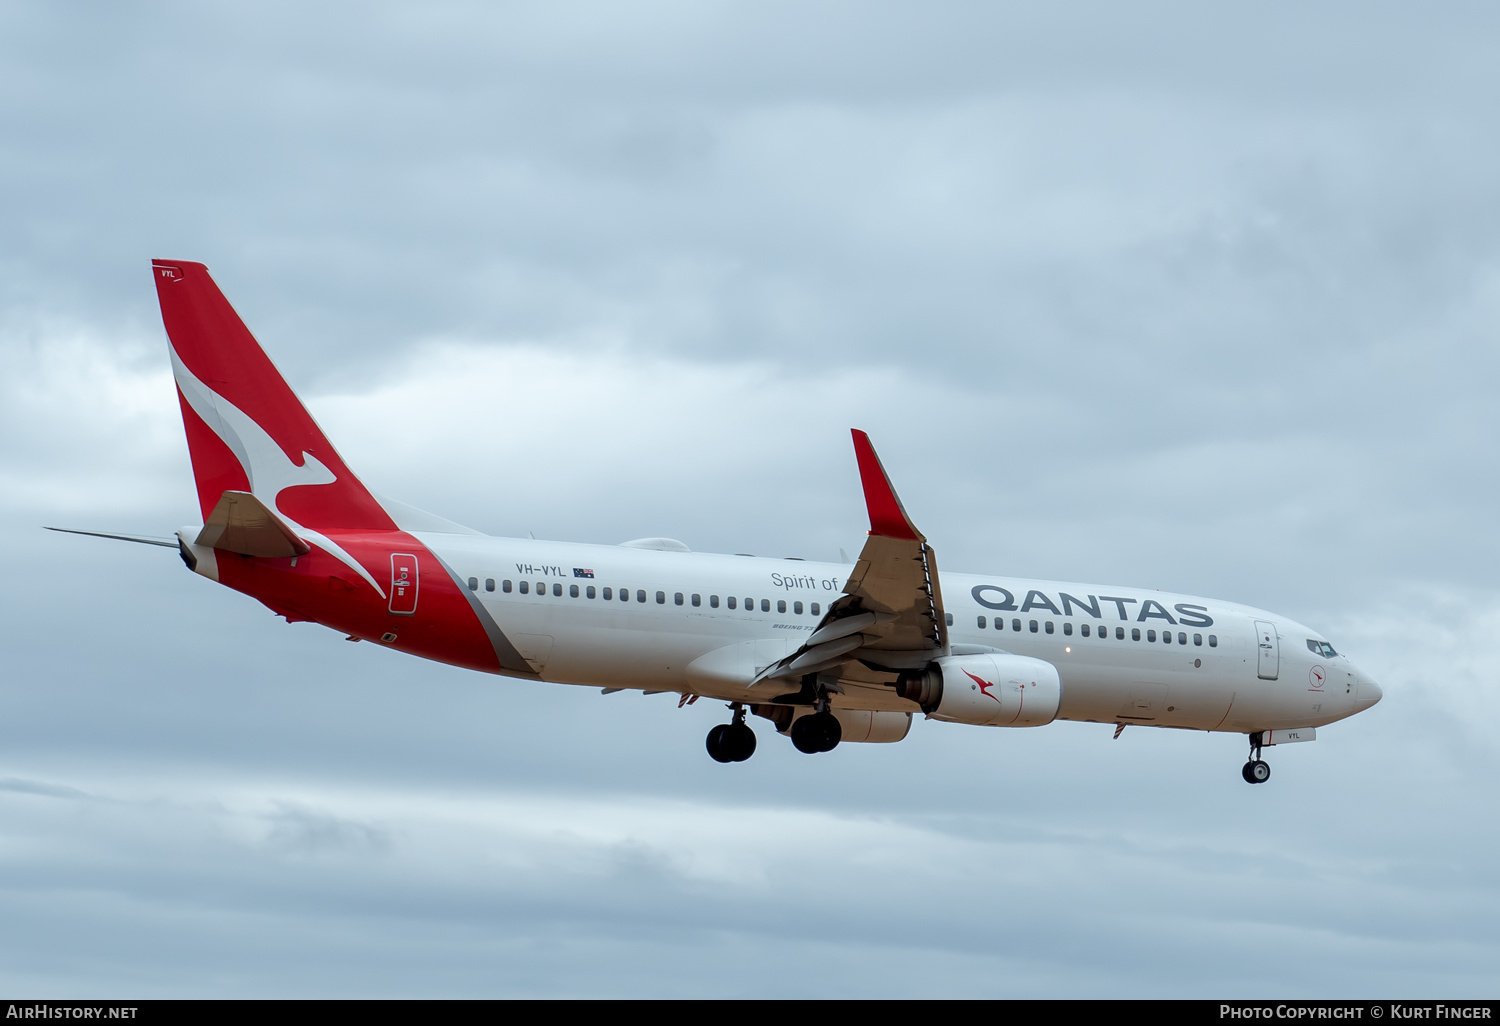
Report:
706,703,757,763
1241,732,1271,784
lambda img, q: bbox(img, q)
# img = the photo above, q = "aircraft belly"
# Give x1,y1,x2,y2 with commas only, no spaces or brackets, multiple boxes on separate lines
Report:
1058,665,1238,731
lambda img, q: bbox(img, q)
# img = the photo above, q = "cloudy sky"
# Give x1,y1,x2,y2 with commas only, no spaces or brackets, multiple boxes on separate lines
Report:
3,0,1499,997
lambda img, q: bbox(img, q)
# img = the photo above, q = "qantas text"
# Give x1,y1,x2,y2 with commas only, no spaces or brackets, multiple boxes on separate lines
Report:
971,585,1214,627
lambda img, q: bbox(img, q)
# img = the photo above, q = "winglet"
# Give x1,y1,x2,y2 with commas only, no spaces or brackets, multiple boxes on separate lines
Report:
851,429,923,541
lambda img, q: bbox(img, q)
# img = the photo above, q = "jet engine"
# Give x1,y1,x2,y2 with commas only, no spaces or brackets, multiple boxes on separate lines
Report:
894,652,1061,727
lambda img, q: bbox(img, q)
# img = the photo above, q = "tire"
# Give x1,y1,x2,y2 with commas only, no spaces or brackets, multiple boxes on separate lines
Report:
814,712,842,752
706,723,733,763
728,723,757,762
1250,760,1271,784
790,715,822,754
1242,761,1257,784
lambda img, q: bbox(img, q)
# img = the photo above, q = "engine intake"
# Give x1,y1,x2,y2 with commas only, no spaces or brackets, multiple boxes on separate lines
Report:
896,652,1061,727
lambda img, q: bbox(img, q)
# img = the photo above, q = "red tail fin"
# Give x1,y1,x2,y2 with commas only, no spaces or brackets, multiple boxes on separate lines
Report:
153,260,396,532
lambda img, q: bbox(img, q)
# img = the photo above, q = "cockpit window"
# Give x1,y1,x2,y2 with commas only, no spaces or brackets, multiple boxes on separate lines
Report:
1306,639,1338,658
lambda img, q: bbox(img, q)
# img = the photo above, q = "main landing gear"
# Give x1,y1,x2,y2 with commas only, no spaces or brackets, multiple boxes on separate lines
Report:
790,705,842,755
1241,732,1271,784
707,703,757,763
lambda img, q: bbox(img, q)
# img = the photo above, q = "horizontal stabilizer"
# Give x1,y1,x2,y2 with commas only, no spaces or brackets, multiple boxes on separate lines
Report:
44,527,180,548
196,490,311,558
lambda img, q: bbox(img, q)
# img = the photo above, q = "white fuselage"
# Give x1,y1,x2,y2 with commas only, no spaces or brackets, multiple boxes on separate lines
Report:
419,534,1380,734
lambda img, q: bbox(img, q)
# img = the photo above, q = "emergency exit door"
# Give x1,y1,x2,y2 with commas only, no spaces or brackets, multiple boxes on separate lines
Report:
389,553,419,615
1254,620,1279,680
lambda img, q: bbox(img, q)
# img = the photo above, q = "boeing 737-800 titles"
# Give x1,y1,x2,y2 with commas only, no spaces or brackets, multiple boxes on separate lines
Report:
51,261,1384,784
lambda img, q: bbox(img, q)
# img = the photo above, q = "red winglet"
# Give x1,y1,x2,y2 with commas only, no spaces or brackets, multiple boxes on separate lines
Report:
851,429,923,541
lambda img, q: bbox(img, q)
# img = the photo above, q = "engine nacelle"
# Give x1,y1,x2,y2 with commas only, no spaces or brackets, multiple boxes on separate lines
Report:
895,652,1061,727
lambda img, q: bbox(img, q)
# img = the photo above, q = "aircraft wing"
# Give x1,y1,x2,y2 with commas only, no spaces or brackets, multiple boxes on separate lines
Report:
753,430,947,688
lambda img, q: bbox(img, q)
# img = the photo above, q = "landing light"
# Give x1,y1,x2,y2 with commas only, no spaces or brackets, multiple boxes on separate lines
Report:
1064,646,1071,653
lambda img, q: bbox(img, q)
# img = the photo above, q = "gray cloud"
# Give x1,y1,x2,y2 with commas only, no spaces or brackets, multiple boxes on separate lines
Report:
2,0,1498,997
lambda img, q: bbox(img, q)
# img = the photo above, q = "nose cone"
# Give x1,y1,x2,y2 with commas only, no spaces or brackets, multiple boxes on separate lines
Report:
1355,679,1383,709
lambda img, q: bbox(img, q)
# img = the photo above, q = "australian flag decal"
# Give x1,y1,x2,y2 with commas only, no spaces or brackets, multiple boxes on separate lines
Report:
573,568,595,578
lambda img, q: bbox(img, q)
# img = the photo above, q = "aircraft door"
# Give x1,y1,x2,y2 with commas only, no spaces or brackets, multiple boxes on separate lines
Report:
389,553,419,615
1254,620,1279,680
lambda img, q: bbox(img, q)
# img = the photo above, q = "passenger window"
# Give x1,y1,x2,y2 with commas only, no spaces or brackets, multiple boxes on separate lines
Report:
1208,635,1218,647
1045,621,1055,634
675,592,684,606
536,582,544,595
1012,619,1021,632
1161,631,1170,643
467,577,478,591
710,595,719,608
744,597,753,611
811,603,820,615
761,599,770,612
1063,622,1072,636
1080,623,1090,637
1132,628,1141,641
519,581,529,595
1178,632,1186,645
553,583,562,597
485,578,495,592
794,601,803,614
1193,633,1202,646
977,615,987,629
587,586,596,599
728,596,737,610
1116,627,1125,640
637,590,647,603
1147,629,1156,642
691,594,701,607
570,584,580,598
1030,620,1038,633
502,580,513,593
601,586,611,600
777,600,786,613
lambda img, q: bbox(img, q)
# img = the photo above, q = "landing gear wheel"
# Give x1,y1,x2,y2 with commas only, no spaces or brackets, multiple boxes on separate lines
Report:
790,714,822,754
706,723,734,763
813,711,841,752
1241,733,1271,784
725,723,757,762
707,705,757,763
791,712,842,754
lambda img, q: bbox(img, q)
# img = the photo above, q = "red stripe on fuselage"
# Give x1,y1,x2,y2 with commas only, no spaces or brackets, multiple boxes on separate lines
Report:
214,530,504,674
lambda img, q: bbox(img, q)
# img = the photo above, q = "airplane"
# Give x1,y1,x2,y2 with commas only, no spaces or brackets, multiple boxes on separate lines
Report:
49,260,1384,785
